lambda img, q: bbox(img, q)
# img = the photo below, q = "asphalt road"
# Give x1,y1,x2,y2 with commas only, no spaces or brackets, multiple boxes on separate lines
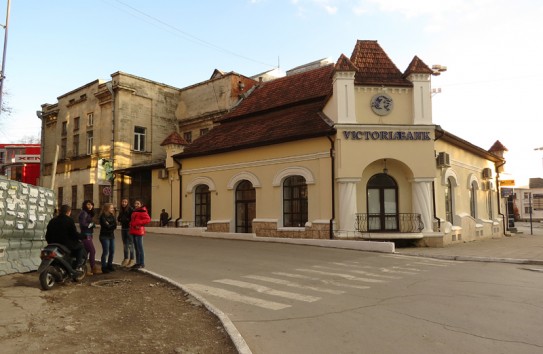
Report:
110,233,543,354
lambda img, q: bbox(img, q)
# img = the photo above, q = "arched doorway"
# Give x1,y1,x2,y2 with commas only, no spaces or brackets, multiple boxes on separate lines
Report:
367,173,398,231
195,184,211,227
235,180,255,233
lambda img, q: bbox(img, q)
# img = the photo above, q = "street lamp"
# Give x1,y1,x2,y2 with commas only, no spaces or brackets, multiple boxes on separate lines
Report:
0,0,11,115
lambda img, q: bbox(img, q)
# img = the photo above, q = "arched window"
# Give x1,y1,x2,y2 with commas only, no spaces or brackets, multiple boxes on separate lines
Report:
235,180,255,233
470,181,477,218
283,176,308,227
366,173,398,231
445,177,454,223
195,185,211,227
487,186,493,220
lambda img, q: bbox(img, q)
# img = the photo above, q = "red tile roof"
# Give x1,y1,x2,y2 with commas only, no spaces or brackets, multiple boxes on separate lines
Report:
160,132,188,146
350,40,412,87
404,56,433,76
489,140,508,152
180,65,335,157
335,54,358,72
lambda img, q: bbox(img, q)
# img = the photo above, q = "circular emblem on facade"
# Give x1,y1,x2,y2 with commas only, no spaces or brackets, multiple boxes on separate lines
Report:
370,93,393,116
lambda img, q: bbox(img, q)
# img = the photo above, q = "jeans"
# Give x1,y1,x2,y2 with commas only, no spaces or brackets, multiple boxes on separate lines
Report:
100,237,115,269
133,235,144,266
121,228,135,260
82,233,96,268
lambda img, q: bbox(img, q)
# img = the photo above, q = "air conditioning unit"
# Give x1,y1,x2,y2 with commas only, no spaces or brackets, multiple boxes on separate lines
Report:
482,167,492,180
436,152,450,168
158,169,169,179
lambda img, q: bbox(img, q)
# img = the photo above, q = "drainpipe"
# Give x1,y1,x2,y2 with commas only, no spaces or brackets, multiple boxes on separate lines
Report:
172,158,182,227
432,125,445,231
327,136,335,239
495,161,507,235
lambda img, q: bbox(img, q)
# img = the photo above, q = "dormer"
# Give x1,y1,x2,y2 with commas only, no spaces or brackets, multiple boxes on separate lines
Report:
404,56,434,125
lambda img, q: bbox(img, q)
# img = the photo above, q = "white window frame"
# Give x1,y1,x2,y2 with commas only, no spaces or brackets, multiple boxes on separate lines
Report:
134,126,146,152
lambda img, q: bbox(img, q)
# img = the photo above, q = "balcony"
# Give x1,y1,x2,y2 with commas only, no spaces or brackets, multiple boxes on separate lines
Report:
355,213,424,238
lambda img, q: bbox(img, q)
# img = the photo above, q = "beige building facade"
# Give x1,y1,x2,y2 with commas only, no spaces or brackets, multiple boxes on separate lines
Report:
160,40,506,246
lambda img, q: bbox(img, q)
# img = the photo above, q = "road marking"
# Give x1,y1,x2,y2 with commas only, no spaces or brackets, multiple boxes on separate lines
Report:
410,262,448,267
329,263,399,279
186,283,291,310
297,268,386,283
214,279,320,302
243,275,345,295
272,272,371,290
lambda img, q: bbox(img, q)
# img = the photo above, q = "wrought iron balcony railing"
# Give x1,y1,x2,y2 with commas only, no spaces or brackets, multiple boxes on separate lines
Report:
355,213,424,233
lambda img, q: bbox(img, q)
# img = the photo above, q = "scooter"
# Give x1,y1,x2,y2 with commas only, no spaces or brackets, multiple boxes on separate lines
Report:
38,243,86,290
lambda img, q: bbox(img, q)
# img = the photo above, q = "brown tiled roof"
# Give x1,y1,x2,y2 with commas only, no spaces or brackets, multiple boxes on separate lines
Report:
489,140,508,152
403,56,433,76
529,178,543,189
180,65,335,158
335,54,357,72
220,64,334,121
160,132,188,146
350,40,412,87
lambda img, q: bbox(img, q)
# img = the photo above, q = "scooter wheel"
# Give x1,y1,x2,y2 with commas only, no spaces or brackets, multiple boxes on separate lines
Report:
39,267,56,290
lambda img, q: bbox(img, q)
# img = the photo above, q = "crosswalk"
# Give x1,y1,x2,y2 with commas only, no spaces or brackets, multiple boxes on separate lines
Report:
185,255,461,311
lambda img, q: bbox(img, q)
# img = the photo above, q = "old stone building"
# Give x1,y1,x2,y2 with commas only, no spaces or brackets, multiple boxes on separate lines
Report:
39,70,256,220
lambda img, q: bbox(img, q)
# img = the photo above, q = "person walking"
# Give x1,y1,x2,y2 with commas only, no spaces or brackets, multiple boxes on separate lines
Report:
99,203,117,274
160,209,170,227
79,200,100,275
129,200,151,269
117,198,135,267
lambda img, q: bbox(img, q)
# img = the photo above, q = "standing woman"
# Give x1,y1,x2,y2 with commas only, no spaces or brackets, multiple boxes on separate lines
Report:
129,200,151,269
79,200,100,275
99,203,117,273
117,198,134,267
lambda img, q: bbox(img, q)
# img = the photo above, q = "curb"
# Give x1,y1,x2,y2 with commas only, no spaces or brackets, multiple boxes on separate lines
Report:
136,268,253,354
396,253,543,266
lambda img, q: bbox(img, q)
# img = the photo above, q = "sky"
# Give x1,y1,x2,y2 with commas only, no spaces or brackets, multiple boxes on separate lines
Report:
0,0,542,186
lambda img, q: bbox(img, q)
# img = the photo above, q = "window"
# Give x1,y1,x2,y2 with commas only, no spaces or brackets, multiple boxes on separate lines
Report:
469,181,477,218
283,176,308,227
73,117,80,131
57,187,63,209
62,121,67,135
183,131,192,143
366,173,398,231
195,185,211,227
134,126,146,152
487,190,493,220
61,138,67,159
84,184,93,202
445,177,454,223
73,134,79,157
87,113,94,127
534,194,543,211
86,131,93,155
200,128,209,136
71,185,78,210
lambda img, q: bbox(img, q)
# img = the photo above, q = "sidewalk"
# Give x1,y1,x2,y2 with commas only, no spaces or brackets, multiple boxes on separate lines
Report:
397,221,543,265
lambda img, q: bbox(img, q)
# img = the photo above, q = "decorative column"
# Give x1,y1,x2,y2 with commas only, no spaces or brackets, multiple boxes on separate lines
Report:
411,178,434,233
337,178,360,235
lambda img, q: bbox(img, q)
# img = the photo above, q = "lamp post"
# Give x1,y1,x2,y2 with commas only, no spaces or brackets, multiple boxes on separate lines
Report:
0,0,11,115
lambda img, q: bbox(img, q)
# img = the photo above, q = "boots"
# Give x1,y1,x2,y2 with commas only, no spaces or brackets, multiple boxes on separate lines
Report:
93,266,102,274
86,263,94,276
121,259,129,267
127,259,136,268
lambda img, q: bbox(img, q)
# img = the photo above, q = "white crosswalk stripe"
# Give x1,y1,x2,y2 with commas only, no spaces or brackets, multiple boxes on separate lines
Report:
213,279,321,302
185,283,291,310
410,261,448,267
314,264,400,279
243,275,345,295
296,268,387,283
272,272,371,290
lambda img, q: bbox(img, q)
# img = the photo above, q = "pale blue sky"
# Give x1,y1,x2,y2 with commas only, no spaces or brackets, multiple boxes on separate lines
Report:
1,0,542,185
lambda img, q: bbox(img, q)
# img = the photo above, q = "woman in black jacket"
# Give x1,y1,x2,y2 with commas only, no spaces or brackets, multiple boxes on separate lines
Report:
99,203,117,273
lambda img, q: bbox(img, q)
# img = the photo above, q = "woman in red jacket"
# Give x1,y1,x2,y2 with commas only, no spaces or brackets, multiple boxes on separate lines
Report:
129,200,151,269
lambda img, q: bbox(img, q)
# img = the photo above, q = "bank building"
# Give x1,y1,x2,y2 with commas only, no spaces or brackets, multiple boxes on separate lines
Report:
156,40,506,247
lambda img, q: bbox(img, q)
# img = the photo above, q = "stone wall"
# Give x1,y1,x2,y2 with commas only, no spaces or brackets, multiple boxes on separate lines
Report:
0,177,55,275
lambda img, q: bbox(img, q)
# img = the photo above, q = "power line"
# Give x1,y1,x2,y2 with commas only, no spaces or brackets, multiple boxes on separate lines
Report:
105,0,276,69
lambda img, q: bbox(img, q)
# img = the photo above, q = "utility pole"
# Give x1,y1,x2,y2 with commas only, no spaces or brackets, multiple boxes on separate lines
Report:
0,0,11,114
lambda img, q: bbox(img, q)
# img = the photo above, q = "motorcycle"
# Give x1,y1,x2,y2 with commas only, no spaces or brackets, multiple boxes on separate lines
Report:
38,243,87,290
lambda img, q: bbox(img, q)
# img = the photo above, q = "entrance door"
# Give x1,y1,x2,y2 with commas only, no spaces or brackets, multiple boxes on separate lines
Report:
367,173,398,231
235,180,256,233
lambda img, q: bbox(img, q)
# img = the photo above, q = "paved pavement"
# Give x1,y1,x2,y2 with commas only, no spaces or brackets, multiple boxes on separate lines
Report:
2,220,543,353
